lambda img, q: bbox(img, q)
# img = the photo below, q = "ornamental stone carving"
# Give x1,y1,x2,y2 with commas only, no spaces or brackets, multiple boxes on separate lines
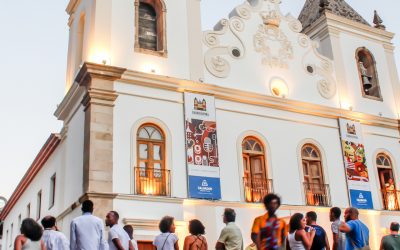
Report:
254,13,293,68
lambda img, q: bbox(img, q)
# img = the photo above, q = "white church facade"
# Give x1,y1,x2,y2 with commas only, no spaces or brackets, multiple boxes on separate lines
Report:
1,0,400,249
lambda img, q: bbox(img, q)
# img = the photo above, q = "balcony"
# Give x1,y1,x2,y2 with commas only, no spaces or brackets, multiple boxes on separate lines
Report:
135,167,170,196
381,189,400,211
243,177,273,202
303,183,331,207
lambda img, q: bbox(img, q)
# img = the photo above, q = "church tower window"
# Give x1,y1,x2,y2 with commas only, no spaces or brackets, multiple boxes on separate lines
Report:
356,47,382,100
135,0,167,56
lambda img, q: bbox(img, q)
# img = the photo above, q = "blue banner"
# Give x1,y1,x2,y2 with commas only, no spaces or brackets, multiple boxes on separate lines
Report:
188,176,221,200
349,189,374,209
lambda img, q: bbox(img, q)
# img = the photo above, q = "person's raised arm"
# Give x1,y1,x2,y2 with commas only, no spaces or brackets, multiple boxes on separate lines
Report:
298,229,315,250
339,222,351,233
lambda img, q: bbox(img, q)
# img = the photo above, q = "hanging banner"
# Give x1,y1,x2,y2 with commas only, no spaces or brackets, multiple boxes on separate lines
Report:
339,119,373,209
184,92,221,200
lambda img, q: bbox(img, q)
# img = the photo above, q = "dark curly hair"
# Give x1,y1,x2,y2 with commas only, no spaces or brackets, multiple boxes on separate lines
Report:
263,193,281,208
189,219,205,235
20,218,43,241
289,213,304,233
159,216,175,233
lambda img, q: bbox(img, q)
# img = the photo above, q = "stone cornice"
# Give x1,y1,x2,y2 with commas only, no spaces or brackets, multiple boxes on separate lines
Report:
75,62,127,87
303,12,394,44
66,0,81,15
55,63,126,121
120,70,399,130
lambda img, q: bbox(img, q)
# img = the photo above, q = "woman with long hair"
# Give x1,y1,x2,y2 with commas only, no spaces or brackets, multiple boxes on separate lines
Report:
286,213,315,250
14,218,46,250
183,219,208,250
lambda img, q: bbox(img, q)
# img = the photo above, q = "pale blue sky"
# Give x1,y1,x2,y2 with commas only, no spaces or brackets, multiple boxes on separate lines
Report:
0,0,399,200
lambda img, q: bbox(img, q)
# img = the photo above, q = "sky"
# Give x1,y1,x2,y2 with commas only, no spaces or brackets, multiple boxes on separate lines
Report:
0,0,399,201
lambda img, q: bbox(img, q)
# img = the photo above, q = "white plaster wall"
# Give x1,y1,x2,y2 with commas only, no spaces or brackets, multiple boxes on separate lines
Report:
113,82,187,198
338,32,399,118
63,105,85,207
109,0,191,79
1,146,65,250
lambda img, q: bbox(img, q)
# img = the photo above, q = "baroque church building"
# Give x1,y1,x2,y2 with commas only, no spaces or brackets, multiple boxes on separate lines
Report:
1,0,400,249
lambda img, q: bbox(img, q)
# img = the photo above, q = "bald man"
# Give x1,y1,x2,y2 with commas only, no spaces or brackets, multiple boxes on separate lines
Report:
339,207,370,250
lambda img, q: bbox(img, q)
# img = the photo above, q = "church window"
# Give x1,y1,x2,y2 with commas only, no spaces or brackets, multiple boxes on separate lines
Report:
376,153,399,210
242,137,272,202
135,0,167,56
49,174,56,209
36,190,42,220
356,47,382,100
136,124,169,196
301,144,330,206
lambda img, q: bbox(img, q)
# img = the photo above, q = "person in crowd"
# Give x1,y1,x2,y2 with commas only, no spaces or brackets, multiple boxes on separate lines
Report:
339,207,369,250
183,219,207,250
14,218,46,250
329,207,346,250
380,222,400,250
153,216,179,250
41,215,69,250
252,193,287,250
123,225,138,250
216,208,243,250
105,211,132,250
305,211,329,250
286,213,315,250
70,199,108,250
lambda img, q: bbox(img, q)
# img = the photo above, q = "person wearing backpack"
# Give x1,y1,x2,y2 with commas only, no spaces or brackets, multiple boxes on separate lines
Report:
339,207,370,250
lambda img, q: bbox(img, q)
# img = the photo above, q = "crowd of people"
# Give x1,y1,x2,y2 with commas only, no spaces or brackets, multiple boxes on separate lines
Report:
12,196,400,250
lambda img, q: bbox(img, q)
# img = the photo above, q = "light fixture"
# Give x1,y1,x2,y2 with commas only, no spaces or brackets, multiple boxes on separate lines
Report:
269,77,288,98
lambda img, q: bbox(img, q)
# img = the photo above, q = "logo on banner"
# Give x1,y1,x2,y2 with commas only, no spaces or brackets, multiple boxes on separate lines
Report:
198,179,212,193
357,193,367,204
346,123,357,136
194,98,207,111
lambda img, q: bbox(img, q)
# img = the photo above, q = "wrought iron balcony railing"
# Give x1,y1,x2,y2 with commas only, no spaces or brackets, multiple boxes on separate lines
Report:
243,177,273,203
381,189,400,211
303,182,331,207
135,167,170,197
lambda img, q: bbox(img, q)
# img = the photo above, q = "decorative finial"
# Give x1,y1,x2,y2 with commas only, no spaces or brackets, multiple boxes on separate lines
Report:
373,10,386,30
319,0,331,13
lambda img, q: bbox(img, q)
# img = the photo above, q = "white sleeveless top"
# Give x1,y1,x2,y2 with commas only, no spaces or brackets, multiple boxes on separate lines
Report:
288,231,306,250
22,239,42,250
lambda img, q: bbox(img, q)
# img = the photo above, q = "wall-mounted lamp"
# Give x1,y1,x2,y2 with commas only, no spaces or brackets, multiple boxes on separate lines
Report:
269,77,288,98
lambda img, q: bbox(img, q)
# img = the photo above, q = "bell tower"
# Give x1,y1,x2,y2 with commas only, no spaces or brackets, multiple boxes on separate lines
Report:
298,0,400,119
64,0,204,90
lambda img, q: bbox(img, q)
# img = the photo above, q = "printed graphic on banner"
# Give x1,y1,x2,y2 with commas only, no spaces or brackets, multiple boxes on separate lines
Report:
339,119,373,209
184,93,221,200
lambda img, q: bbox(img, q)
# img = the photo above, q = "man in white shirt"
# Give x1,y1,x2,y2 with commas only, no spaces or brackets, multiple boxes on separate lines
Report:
70,199,108,250
105,211,132,250
41,215,69,250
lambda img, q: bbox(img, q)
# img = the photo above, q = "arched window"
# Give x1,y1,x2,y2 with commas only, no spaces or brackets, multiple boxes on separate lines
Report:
242,137,271,202
301,144,330,206
356,47,382,99
135,0,167,56
136,124,169,196
376,153,399,210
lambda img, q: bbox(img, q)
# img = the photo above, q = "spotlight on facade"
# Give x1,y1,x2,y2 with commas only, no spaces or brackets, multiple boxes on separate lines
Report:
269,77,288,98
